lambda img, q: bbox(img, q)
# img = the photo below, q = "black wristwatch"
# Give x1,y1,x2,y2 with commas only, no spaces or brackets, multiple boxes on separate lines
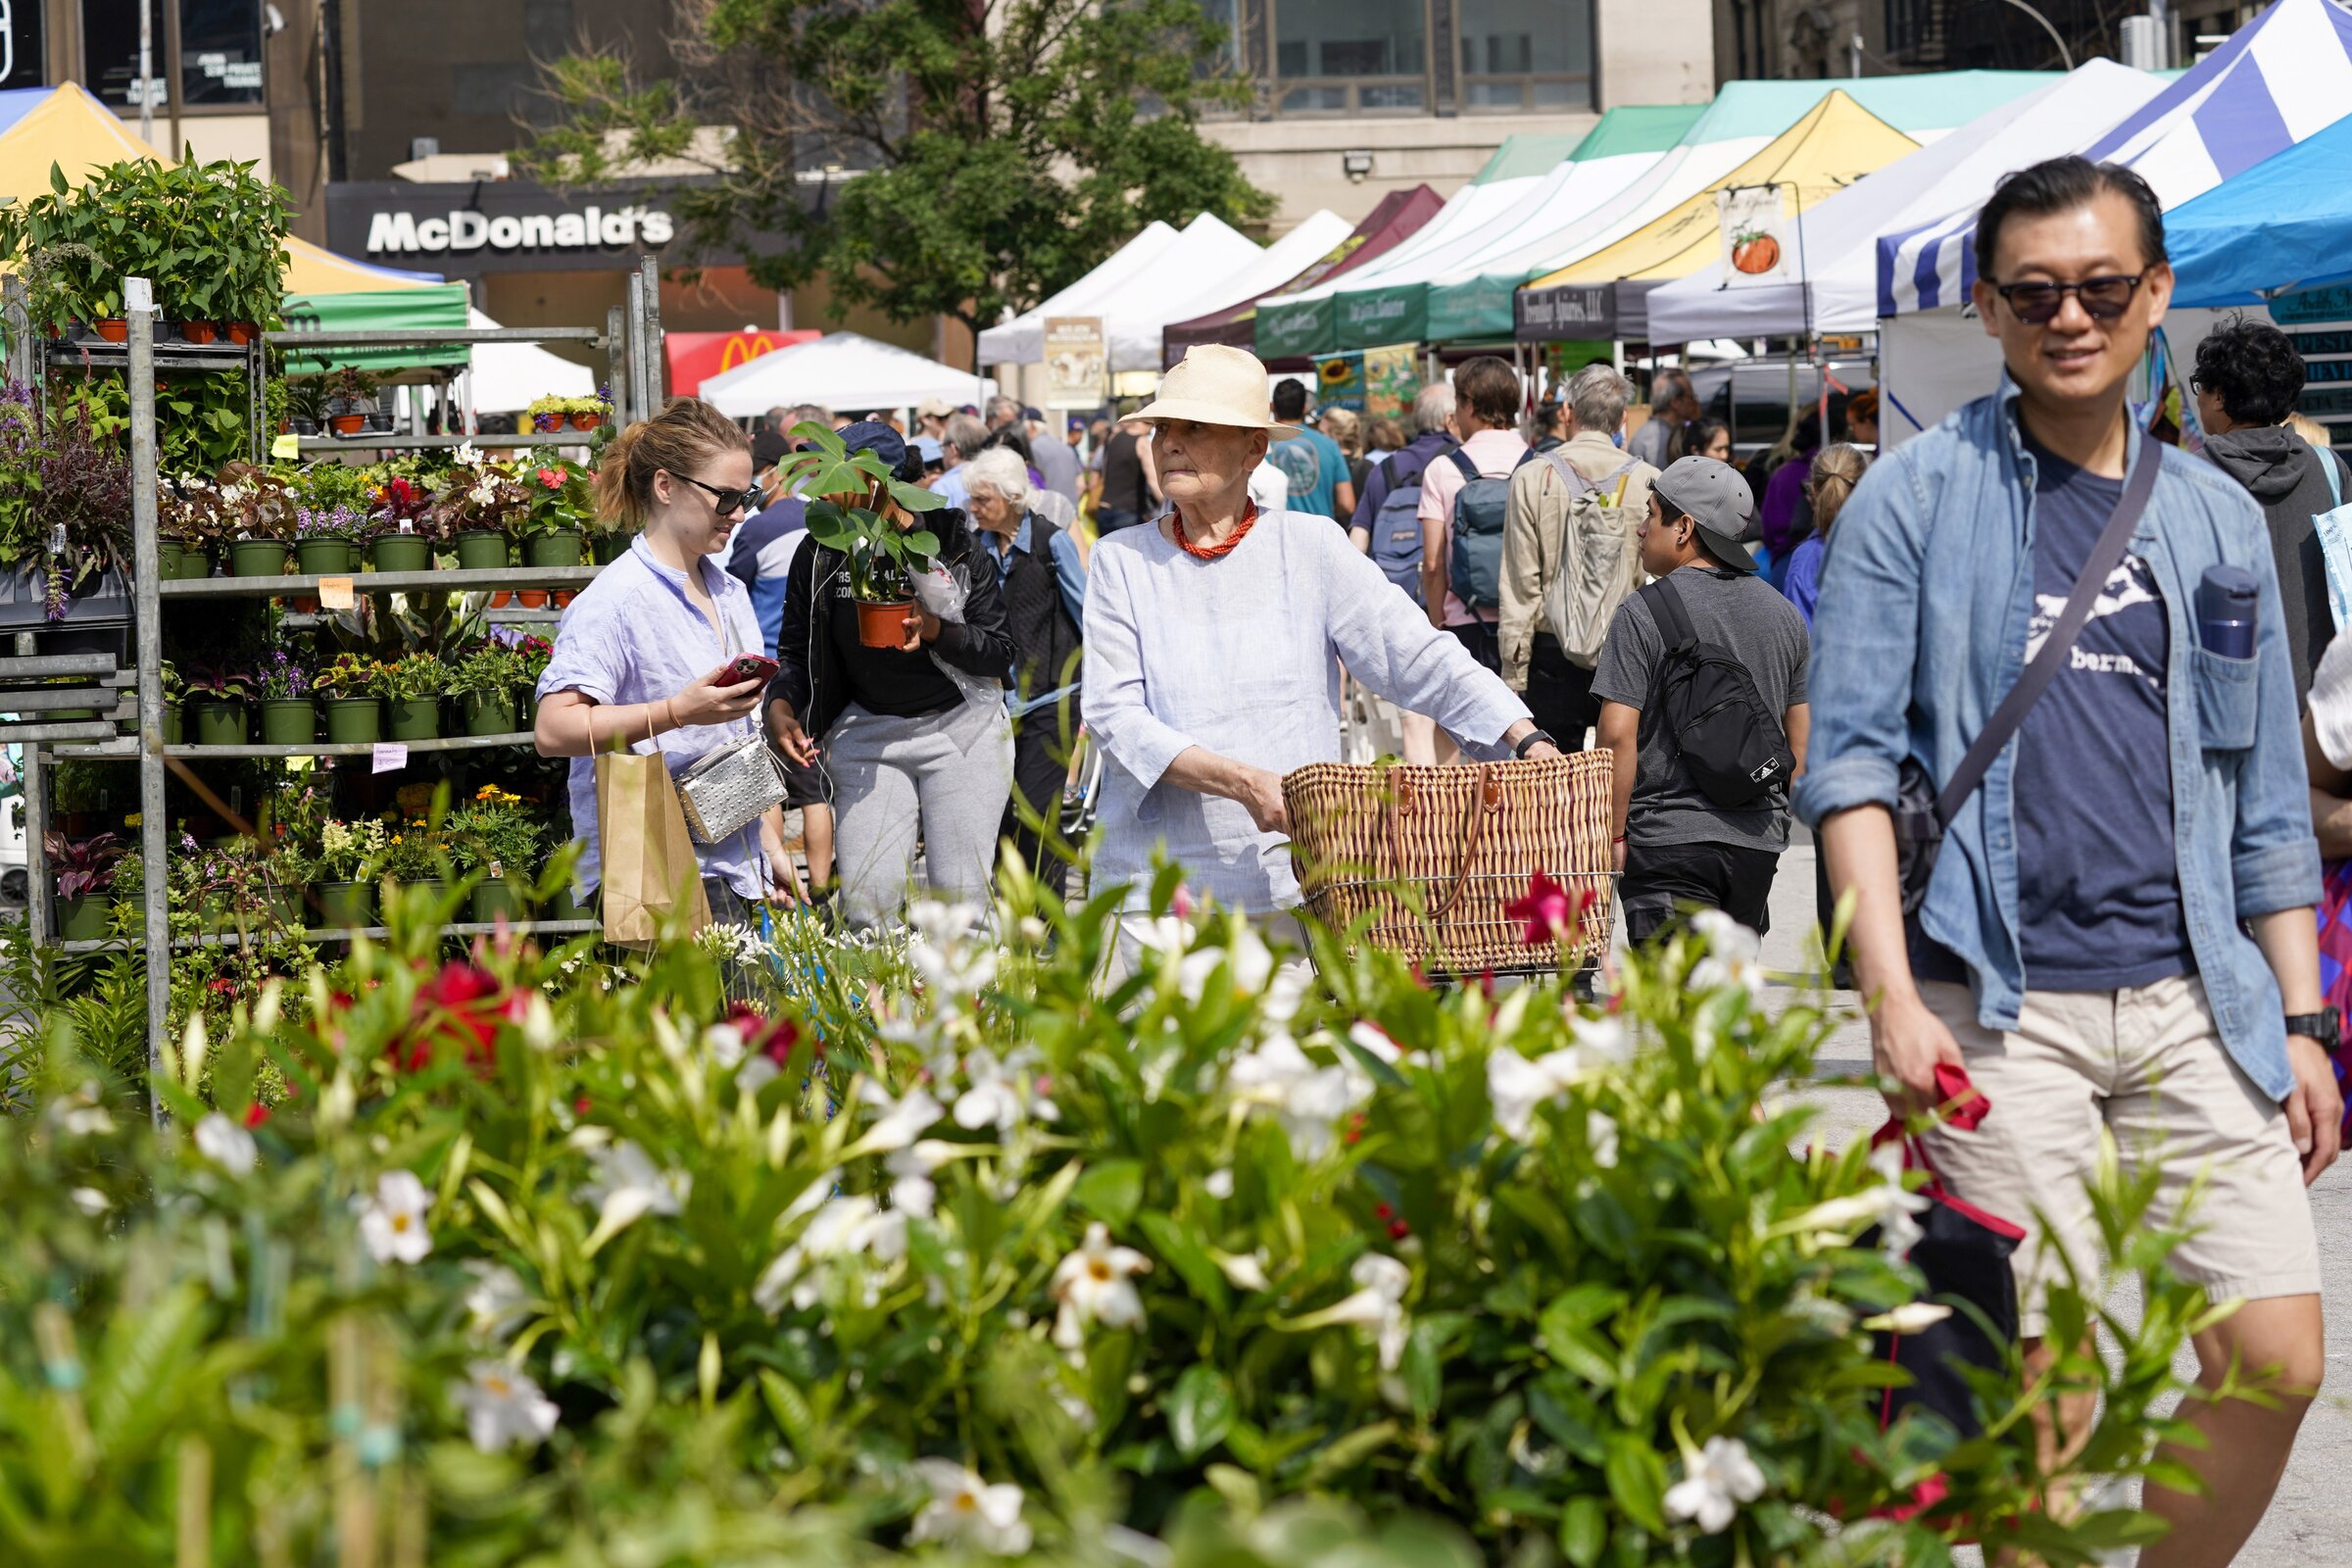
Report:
1513,729,1558,760
2285,1007,2341,1051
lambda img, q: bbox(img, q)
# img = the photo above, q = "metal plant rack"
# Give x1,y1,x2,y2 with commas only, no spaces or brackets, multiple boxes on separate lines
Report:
6,257,666,1081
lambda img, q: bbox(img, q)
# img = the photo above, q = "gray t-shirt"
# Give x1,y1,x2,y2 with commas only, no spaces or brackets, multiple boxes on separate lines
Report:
1590,564,1811,853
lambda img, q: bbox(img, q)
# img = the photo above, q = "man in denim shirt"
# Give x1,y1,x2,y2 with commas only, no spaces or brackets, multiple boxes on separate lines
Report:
1797,158,2337,1565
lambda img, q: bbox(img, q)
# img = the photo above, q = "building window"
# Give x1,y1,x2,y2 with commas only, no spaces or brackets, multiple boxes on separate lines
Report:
1273,0,1428,114
80,0,265,113
1458,0,1592,111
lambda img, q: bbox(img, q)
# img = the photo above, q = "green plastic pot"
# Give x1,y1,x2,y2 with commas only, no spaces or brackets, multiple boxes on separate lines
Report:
369,534,431,574
228,539,289,577
294,538,357,575
323,698,381,744
45,709,99,722
190,700,247,747
174,544,213,580
524,529,584,567
56,893,111,942
157,538,185,578
317,881,375,929
386,696,442,741
472,878,523,924
546,884,590,921
462,690,517,736
389,879,449,914
260,699,317,746
590,530,634,564
267,889,305,928
454,530,510,571
161,704,183,746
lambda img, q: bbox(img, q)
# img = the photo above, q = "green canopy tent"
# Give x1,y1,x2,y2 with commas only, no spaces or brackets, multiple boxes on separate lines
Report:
276,284,473,378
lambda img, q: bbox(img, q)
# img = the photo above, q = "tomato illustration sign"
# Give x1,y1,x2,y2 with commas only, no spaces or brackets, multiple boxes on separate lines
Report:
1717,184,1792,287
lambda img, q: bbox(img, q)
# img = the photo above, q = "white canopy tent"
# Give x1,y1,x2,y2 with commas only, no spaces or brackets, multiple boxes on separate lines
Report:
698,331,994,418
1645,62,2163,343
975,214,1262,368
1256,162,1565,318
1110,208,1354,368
461,307,597,413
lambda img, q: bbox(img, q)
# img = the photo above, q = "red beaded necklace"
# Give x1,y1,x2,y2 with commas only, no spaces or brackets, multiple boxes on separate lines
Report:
1172,500,1258,561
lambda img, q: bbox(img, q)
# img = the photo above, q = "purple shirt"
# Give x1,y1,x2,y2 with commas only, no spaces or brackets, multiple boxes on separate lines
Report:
536,536,767,901
1759,448,1816,556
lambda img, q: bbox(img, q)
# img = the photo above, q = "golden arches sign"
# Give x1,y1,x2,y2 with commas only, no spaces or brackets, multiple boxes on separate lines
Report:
718,333,783,372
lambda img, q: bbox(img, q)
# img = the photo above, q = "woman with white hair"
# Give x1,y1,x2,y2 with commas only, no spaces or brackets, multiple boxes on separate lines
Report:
964,446,1089,899
1084,346,1558,964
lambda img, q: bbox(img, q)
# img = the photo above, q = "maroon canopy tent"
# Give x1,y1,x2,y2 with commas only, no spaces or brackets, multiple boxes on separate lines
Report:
1159,185,1445,369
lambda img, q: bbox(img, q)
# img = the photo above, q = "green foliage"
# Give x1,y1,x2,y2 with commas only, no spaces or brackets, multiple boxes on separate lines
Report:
520,0,1272,344
444,784,547,879
0,155,288,328
784,420,945,602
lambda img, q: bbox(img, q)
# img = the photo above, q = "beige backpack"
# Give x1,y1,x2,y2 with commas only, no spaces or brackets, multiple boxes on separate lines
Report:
1536,451,1643,667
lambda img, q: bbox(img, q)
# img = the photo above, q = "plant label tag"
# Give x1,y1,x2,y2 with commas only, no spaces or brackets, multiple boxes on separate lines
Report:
270,433,300,459
48,524,65,553
319,575,355,610
370,742,408,774
399,519,414,533
124,277,153,313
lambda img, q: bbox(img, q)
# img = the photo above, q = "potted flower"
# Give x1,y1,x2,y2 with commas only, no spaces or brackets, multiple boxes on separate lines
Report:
569,387,613,432
380,655,446,741
365,473,437,572
516,460,593,567
256,650,316,745
431,453,526,571
526,394,570,435
158,660,184,745
281,377,328,437
312,653,386,743
183,665,252,746
311,815,387,928
448,784,546,923
374,819,449,907
46,830,123,942
159,477,228,579
780,419,948,648
111,846,143,932
292,501,368,575
220,469,299,578
451,637,529,736
323,366,378,439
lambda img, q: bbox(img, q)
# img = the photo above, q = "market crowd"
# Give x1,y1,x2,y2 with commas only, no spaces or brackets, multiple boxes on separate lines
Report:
532,154,2344,1567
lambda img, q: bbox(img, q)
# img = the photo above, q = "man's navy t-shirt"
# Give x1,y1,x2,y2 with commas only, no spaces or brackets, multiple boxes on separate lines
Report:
2010,434,2191,990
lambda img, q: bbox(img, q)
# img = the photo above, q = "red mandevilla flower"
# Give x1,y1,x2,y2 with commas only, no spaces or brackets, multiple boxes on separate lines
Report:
242,1102,270,1129
1504,870,1586,948
390,961,508,1074
729,1005,801,1064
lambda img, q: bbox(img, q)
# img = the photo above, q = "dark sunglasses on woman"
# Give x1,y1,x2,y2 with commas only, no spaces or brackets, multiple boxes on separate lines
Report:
675,471,765,516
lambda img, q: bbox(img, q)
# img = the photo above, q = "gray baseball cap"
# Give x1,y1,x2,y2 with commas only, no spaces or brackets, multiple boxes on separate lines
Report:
1652,456,1758,573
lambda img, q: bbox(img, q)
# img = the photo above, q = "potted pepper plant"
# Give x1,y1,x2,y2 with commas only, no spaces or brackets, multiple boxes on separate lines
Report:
451,637,528,736
778,419,947,648
47,830,124,942
313,653,386,743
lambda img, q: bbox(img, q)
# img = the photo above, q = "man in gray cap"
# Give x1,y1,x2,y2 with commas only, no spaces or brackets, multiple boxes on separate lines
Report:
1589,455,1812,941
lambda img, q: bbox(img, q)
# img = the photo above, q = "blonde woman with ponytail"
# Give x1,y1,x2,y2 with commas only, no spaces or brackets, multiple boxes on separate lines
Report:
534,397,803,916
1782,442,1868,630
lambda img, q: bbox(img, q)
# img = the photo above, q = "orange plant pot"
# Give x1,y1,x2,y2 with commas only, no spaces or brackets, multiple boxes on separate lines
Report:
855,599,914,649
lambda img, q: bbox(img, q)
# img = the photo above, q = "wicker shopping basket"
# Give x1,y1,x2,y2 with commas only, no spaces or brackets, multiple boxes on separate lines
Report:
1282,752,1614,975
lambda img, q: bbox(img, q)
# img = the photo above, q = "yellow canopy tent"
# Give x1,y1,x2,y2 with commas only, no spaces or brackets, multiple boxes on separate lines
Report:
0,81,438,296
1524,90,1919,287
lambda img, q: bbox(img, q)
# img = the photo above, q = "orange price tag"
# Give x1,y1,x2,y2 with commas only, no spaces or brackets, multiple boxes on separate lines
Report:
319,575,355,610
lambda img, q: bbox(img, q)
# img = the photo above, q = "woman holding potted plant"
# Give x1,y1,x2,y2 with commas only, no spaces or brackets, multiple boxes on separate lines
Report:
765,420,1015,929
533,397,803,921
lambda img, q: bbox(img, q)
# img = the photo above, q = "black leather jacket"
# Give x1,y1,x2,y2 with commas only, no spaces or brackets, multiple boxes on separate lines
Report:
767,506,1015,742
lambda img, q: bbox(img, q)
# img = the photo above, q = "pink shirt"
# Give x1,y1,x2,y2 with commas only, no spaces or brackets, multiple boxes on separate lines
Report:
1418,428,1528,626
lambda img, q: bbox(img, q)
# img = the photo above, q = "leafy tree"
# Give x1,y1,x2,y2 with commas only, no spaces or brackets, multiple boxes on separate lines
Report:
524,0,1275,359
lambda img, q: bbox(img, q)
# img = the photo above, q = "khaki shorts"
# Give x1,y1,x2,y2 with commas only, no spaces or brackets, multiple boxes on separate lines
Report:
1917,975,2320,1339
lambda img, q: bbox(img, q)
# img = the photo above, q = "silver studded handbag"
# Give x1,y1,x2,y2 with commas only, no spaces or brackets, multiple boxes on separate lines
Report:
675,732,788,846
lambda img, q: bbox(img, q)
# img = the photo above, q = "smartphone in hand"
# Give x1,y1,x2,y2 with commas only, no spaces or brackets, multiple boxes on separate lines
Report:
722,655,779,687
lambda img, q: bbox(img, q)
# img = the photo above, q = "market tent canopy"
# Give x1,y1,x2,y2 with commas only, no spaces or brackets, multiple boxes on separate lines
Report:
0,89,48,138
0,82,443,294
1880,0,2352,317
1213,186,1446,364
463,308,598,412
2167,107,2352,303
1100,207,1352,372
1646,61,2163,342
1161,186,1444,365
976,215,1260,367
699,331,993,417
277,286,473,376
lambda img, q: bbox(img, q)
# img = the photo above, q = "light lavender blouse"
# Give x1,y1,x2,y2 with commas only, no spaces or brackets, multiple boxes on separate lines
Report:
1082,507,1531,913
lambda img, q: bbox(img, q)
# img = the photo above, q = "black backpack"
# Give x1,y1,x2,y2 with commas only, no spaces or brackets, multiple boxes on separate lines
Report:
1638,573,1793,809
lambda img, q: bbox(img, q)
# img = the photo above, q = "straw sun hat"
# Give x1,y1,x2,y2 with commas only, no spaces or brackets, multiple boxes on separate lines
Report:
1132,344,1300,439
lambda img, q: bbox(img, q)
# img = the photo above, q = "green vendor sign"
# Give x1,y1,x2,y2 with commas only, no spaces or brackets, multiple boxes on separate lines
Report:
1425,272,1526,344
1256,296,1337,362
1336,285,1427,351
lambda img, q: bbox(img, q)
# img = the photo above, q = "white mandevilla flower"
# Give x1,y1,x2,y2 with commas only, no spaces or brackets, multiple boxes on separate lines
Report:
1689,910,1768,1000
754,1195,907,1316
906,900,999,998
1587,1109,1621,1169
69,1186,110,1216
1861,1301,1954,1335
1569,1011,1633,1063
464,1262,533,1340
908,1458,1034,1555
578,1140,690,1245
1177,925,1273,1003
1212,1249,1270,1292
1486,1046,1591,1142
359,1169,434,1264
48,1081,115,1138
1328,1252,1413,1371
1665,1435,1767,1534
1226,1034,1371,1160
1050,1222,1152,1348
951,1052,1028,1133
456,1360,560,1453
1202,1167,1235,1200
1792,1142,1930,1257
887,1139,956,1218
192,1112,257,1175
860,1080,947,1152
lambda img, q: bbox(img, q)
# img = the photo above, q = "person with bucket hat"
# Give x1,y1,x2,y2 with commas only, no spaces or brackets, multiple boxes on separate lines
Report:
1081,345,1559,966
765,419,1017,927
1590,455,1812,942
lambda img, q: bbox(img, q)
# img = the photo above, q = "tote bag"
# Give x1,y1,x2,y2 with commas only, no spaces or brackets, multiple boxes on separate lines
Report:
590,706,712,950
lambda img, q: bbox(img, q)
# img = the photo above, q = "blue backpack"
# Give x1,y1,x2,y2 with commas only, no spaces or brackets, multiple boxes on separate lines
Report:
1445,446,1533,612
1369,446,1444,599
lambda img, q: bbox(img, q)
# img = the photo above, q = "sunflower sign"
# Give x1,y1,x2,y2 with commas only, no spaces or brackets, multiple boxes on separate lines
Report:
1315,352,1366,412
1717,184,1792,287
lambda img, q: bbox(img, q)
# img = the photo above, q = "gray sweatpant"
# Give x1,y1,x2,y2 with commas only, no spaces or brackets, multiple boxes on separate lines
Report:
824,696,1013,929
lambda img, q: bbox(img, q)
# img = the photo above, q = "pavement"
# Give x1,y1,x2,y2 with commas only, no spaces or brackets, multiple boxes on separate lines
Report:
1757,829,2352,1566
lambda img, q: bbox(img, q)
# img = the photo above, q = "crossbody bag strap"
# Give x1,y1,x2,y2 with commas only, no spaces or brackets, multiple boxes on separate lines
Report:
1932,434,2163,828
1639,572,1699,653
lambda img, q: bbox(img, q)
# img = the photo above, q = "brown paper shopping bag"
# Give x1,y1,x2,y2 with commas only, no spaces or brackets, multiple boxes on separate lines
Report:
591,707,712,949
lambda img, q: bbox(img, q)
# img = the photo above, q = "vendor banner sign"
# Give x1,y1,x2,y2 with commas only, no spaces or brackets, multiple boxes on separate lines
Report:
1718,184,1792,286
1515,282,1617,344
1315,353,1366,412
2276,285,2352,437
1043,318,1106,409
1363,345,1418,419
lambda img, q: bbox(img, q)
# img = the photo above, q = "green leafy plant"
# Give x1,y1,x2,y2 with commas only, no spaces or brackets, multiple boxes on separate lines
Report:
514,459,594,537
377,654,448,702
445,784,547,879
310,653,386,700
781,419,946,603
449,639,529,697
310,816,387,883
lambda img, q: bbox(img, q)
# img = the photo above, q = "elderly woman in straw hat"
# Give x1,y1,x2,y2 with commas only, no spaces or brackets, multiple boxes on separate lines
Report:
1082,344,1561,958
